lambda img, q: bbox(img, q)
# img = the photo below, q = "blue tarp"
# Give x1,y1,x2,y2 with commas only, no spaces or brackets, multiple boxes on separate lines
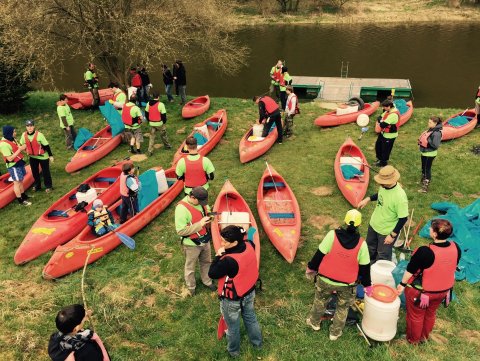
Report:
99,102,125,137
138,170,158,211
341,164,364,180
447,115,470,127
419,199,480,283
74,128,94,150
394,99,409,115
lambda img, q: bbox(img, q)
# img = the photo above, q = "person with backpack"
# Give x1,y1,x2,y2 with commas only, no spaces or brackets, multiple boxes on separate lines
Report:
145,91,171,156
418,116,442,193
284,85,299,138
121,95,144,154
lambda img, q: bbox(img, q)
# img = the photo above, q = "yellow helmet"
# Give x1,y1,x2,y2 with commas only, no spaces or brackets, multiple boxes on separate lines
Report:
344,209,362,227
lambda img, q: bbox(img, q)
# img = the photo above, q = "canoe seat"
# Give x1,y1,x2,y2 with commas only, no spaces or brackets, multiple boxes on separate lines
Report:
268,212,295,219
82,145,96,150
48,210,69,218
94,177,117,184
219,211,250,231
263,182,286,188
69,193,77,200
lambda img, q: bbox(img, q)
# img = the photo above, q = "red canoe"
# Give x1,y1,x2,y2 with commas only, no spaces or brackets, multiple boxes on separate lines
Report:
441,109,478,141
257,165,301,263
182,95,210,119
374,100,414,133
239,124,278,164
211,180,260,267
65,125,122,173
14,163,124,265
0,165,35,209
172,109,228,166
314,101,380,127
334,137,370,208
64,89,114,110
42,167,182,279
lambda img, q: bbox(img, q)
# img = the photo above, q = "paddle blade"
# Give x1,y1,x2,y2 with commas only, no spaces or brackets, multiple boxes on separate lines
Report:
217,315,228,340
115,232,136,249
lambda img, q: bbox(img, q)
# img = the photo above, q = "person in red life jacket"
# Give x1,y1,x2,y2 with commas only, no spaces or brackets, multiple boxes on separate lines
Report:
119,162,141,224
0,125,31,206
19,119,54,193
175,186,216,296
305,210,372,340
48,304,110,361
208,225,262,357
107,82,127,112
269,59,283,100
253,95,283,144
418,116,442,193
375,99,400,167
396,219,461,345
128,67,142,104
122,95,144,154
175,136,215,195
145,91,171,156
284,85,299,138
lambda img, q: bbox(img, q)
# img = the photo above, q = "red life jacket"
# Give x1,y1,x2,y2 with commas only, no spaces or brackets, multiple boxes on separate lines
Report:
318,233,364,284
177,200,208,240
421,243,457,293
121,104,136,126
381,109,401,133
1,139,24,164
217,242,258,300
184,156,207,188
287,94,300,114
260,96,279,115
418,130,433,148
272,67,282,83
131,73,142,87
148,101,162,123
120,173,139,197
23,131,45,156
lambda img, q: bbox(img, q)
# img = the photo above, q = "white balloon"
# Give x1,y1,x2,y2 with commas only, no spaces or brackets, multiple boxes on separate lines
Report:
356,113,369,127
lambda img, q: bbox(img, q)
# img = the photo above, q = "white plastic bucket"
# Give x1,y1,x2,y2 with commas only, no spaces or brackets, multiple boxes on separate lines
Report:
76,188,97,204
156,169,169,194
371,260,396,288
252,124,264,138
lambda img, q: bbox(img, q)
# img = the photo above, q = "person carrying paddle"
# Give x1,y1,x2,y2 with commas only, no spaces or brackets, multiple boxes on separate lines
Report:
175,186,216,296
145,91,171,156
87,199,118,237
284,85,299,138
119,162,141,224
19,119,54,193
0,125,31,206
175,136,215,195
56,94,77,150
161,64,174,103
305,210,372,341
269,60,283,100
375,99,400,167
122,95,144,154
84,63,100,111
208,225,262,357
253,95,283,144
173,60,187,105
418,116,442,193
396,219,461,345
279,66,292,111
108,82,127,112
357,166,409,262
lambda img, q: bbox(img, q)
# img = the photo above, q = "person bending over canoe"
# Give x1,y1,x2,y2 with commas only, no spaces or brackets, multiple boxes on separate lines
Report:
375,99,400,167
121,95,144,154
108,82,127,112
56,94,76,150
176,136,215,195
418,116,442,193
87,199,119,237
305,209,372,341
84,62,100,111
145,91,171,156
253,95,283,144
119,162,141,224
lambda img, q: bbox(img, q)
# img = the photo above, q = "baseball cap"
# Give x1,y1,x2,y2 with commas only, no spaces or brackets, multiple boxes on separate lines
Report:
190,187,208,206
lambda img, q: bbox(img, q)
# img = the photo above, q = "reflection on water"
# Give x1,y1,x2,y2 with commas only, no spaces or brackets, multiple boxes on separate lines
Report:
44,24,480,108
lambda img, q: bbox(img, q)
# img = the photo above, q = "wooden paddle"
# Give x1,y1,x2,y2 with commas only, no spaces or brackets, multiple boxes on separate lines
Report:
265,160,279,198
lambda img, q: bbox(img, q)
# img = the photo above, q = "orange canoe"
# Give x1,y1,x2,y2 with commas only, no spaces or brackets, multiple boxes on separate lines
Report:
64,89,114,110
257,165,300,263
0,165,35,209
334,137,370,208
42,167,183,279
315,102,380,127
239,124,278,164
65,125,122,173
14,163,124,265
182,95,210,119
172,109,227,166
441,109,477,141
374,100,414,133
211,180,260,267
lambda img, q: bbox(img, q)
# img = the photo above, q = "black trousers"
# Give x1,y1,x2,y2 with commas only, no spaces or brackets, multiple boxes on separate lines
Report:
119,195,139,223
375,134,396,166
30,157,53,189
280,91,287,110
421,155,436,181
262,113,283,143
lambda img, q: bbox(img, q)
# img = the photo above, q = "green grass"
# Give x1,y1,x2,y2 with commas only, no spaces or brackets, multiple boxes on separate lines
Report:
0,92,479,360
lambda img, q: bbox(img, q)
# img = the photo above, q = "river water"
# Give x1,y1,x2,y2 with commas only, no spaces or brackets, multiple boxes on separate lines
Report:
49,23,480,108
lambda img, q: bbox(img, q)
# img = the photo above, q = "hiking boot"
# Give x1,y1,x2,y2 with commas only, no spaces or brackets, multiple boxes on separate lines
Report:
20,200,32,206
33,186,41,192
45,188,53,193
206,283,216,292
129,146,135,153
329,331,342,341
306,318,320,331
419,175,426,184
188,289,195,297
164,145,172,150
136,149,142,154
418,179,430,193
148,151,153,157
374,160,382,166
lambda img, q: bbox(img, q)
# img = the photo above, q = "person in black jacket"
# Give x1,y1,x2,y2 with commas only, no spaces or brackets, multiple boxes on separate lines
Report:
417,116,442,193
173,60,187,104
161,64,174,103
138,67,151,104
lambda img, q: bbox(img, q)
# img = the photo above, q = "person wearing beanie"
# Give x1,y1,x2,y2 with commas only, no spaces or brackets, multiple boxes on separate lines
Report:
208,225,262,357
145,90,171,156
358,165,409,262
87,199,118,237
0,125,31,206
375,99,400,166
56,94,76,149
48,304,110,361
19,119,54,193
305,209,372,341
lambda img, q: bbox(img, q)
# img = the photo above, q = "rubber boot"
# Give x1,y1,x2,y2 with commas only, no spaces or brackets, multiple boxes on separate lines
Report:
418,179,430,193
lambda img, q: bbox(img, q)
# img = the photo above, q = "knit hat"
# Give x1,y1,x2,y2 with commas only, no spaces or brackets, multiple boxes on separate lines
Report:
220,225,245,243
374,165,400,185
2,125,15,141
92,199,103,209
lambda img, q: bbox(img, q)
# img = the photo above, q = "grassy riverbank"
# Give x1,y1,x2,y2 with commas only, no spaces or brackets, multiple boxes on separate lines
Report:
0,92,479,360
233,0,480,25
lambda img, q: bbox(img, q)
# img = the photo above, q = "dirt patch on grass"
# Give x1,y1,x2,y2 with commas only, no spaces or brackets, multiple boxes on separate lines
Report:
220,139,230,144
311,186,333,196
430,333,449,345
459,330,480,345
99,282,135,304
309,215,340,231
153,143,163,149
468,193,480,199
154,242,173,259
0,280,52,303
130,154,147,162
176,126,186,134
452,191,464,198
143,133,150,138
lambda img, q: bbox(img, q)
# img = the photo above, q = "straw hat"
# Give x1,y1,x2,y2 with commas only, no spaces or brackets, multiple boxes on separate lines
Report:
374,165,400,185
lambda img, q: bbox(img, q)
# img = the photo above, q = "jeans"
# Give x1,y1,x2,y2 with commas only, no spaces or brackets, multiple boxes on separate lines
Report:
366,224,392,262
178,85,187,104
221,290,262,356
421,155,436,181
165,84,174,101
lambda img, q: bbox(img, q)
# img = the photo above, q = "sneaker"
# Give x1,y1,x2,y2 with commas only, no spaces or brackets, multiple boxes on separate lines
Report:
164,145,172,150
136,149,142,154
33,187,41,192
188,289,195,297
148,151,153,157
45,188,53,193
20,200,32,206
207,283,216,292
329,331,342,341
306,318,320,331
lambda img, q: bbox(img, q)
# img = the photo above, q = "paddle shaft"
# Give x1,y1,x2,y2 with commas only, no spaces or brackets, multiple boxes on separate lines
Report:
344,152,379,174
265,161,279,197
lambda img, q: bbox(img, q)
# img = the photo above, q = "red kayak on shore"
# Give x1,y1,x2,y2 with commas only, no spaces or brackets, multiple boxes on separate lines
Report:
0,165,35,209
182,95,210,119
239,124,278,164
211,179,260,267
172,109,227,166
314,101,380,127
441,109,477,141
64,89,114,110
374,100,414,133
42,167,182,279
257,165,300,263
65,125,122,173
14,163,124,265
334,137,370,208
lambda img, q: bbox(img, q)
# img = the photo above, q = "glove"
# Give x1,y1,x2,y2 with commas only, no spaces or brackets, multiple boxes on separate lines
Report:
305,267,317,281
364,286,373,297
376,115,382,122
419,293,430,308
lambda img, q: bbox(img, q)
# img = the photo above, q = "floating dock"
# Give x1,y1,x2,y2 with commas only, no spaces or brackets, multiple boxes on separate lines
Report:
291,76,413,103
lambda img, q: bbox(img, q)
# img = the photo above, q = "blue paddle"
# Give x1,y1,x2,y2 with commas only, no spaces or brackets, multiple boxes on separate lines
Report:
108,226,136,249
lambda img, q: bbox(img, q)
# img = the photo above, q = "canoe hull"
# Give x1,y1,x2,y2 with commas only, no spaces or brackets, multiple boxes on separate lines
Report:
181,95,210,119
65,89,114,110
239,127,277,164
0,165,35,209
314,102,380,127
441,109,477,141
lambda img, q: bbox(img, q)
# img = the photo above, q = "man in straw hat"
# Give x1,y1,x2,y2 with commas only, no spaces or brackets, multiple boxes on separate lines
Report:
357,165,409,262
